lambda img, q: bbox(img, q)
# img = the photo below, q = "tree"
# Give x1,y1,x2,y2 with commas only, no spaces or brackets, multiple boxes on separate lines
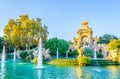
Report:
106,39,120,61
107,39,118,50
83,47,94,57
4,14,49,50
0,37,5,53
44,37,69,57
98,34,118,44
107,39,120,58
41,25,49,43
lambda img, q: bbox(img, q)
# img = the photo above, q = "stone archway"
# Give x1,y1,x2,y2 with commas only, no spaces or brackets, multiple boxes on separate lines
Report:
81,36,89,46
99,48,102,53
74,21,93,48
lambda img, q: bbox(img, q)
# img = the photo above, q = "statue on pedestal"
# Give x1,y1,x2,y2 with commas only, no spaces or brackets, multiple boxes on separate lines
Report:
77,48,84,66
77,48,83,57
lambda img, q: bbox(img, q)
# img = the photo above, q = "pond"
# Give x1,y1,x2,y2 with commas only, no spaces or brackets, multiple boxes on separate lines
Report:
0,61,120,79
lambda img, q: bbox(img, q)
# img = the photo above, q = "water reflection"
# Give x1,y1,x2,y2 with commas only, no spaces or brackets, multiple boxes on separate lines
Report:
74,66,93,79
1,63,5,79
74,66,82,78
1,61,120,79
107,66,120,79
37,69,42,79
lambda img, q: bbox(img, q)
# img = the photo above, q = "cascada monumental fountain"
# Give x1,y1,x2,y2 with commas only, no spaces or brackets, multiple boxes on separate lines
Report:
73,21,107,58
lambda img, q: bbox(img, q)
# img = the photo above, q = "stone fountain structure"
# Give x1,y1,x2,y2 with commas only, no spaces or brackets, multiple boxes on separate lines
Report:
73,21,107,59
72,21,117,66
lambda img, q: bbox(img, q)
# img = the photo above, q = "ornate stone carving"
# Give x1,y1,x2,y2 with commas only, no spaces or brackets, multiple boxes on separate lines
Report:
74,21,93,48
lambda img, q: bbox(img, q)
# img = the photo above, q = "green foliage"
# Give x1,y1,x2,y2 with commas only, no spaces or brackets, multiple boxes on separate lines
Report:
4,14,49,50
107,39,120,52
112,56,119,61
83,48,104,58
107,39,118,50
48,57,90,66
83,47,94,57
97,52,104,58
19,50,31,62
68,50,78,57
6,53,13,59
90,59,119,66
0,36,15,53
106,39,120,62
78,56,90,66
44,37,69,57
20,50,28,59
47,58,78,65
7,45,14,53
98,34,118,44
117,50,120,56
19,50,35,62
0,37,5,53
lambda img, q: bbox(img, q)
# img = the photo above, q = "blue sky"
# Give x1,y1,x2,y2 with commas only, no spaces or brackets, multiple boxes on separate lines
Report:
0,0,120,41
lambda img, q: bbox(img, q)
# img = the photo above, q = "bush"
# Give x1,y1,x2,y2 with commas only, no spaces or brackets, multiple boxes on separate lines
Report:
83,47,94,57
117,50,120,56
0,37,4,53
44,37,69,57
20,50,31,62
47,58,78,66
112,56,119,61
20,50,28,59
6,53,13,59
118,57,120,62
48,56,90,66
68,50,78,57
78,56,90,66
97,52,104,58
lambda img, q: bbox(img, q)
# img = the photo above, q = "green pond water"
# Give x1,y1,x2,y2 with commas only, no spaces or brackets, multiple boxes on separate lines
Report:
0,61,120,79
